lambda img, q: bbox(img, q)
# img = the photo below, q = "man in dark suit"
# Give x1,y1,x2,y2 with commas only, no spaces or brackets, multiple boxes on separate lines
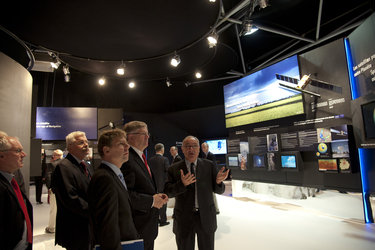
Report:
121,121,168,250
200,142,220,214
0,131,33,250
170,146,182,164
200,142,217,166
52,131,93,250
148,143,170,226
164,136,229,250
88,129,138,249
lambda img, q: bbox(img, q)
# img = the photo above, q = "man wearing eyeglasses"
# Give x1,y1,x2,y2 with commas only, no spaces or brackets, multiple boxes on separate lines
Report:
51,131,93,250
0,131,33,250
121,121,168,250
164,136,229,250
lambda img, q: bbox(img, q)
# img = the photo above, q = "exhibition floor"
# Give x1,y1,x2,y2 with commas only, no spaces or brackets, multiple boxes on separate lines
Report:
30,182,375,250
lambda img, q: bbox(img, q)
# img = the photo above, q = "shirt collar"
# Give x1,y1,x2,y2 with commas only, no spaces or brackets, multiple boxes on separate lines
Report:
101,160,122,176
0,170,14,183
131,146,145,162
185,159,197,167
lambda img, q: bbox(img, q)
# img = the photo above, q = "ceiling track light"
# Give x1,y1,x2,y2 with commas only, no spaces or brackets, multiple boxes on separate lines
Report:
170,52,181,67
63,65,70,75
117,61,126,75
207,30,218,48
195,72,202,79
50,59,61,69
185,82,191,87
166,77,172,87
242,19,258,36
98,77,106,86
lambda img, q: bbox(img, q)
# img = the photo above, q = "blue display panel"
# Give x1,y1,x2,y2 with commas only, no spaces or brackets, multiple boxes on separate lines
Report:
205,139,227,154
36,107,98,141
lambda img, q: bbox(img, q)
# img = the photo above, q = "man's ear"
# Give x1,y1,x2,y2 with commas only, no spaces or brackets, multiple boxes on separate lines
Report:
103,146,110,154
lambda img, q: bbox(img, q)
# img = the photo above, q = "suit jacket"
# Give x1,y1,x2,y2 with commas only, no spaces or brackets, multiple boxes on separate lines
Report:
148,154,169,192
171,154,183,164
0,173,33,250
164,158,225,235
51,153,93,249
200,151,217,169
88,163,138,250
120,147,159,243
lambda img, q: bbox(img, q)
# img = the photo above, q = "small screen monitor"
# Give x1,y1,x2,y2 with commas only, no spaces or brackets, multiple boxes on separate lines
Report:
281,155,297,169
205,139,227,154
226,155,239,168
253,154,266,168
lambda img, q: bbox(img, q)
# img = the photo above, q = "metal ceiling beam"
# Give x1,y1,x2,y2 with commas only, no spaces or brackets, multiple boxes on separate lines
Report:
251,20,364,73
215,0,250,29
316,0,324,40
254,23,315,43
190,75,240,85
234,24,247,74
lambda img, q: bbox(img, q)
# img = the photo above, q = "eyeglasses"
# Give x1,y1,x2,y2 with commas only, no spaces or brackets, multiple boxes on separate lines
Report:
183,145,199,149
128,132,150,137
0,148,24,153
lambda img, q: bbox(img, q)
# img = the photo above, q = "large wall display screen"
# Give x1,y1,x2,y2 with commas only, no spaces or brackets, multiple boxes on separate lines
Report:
223,55,304,128
36,107,98,141
346,13,375,98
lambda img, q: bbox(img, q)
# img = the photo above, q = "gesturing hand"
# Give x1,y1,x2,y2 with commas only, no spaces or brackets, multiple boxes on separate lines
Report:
180,169,196,186
216,167,229,184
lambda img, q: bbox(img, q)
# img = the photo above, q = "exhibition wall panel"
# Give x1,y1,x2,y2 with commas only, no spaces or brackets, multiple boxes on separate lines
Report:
0,52,33,195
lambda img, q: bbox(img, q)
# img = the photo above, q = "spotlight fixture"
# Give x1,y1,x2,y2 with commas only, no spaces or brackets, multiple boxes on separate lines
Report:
62,65,71,82
258,0,269,9
128,81,135,88
185,82,191,87
64,74,71,83
243,20,258,36
62,65,70,75
207,30,218,48
50,59,61,69
170,53,181,67
116,61,126,75
209,0,216,2
195,72,202,79
166,77,172,87
98,77,106,86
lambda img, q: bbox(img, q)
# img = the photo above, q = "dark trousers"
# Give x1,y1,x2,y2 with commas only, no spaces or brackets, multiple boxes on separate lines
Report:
159,203,167,224
34,176,43,202
175,212,215,250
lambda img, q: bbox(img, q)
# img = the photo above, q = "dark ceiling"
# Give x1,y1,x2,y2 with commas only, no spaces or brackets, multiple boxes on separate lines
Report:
1,0,374,113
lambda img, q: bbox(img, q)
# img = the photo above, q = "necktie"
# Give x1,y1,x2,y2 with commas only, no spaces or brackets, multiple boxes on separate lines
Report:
190,163,198,209
142,154,152,177
190,163,195,175
11,178,32,244
118,173,127,190
80,162,90,179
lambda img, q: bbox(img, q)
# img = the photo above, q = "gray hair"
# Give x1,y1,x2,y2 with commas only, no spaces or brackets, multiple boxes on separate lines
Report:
0,131,11,151
123,121,147,134
53,149,64,157
154,143,164,152
182,136,199,146
66,131,86,147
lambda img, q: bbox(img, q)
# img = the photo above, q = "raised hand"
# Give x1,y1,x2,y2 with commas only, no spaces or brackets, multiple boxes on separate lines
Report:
180,169,196,186
216,167,229,184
